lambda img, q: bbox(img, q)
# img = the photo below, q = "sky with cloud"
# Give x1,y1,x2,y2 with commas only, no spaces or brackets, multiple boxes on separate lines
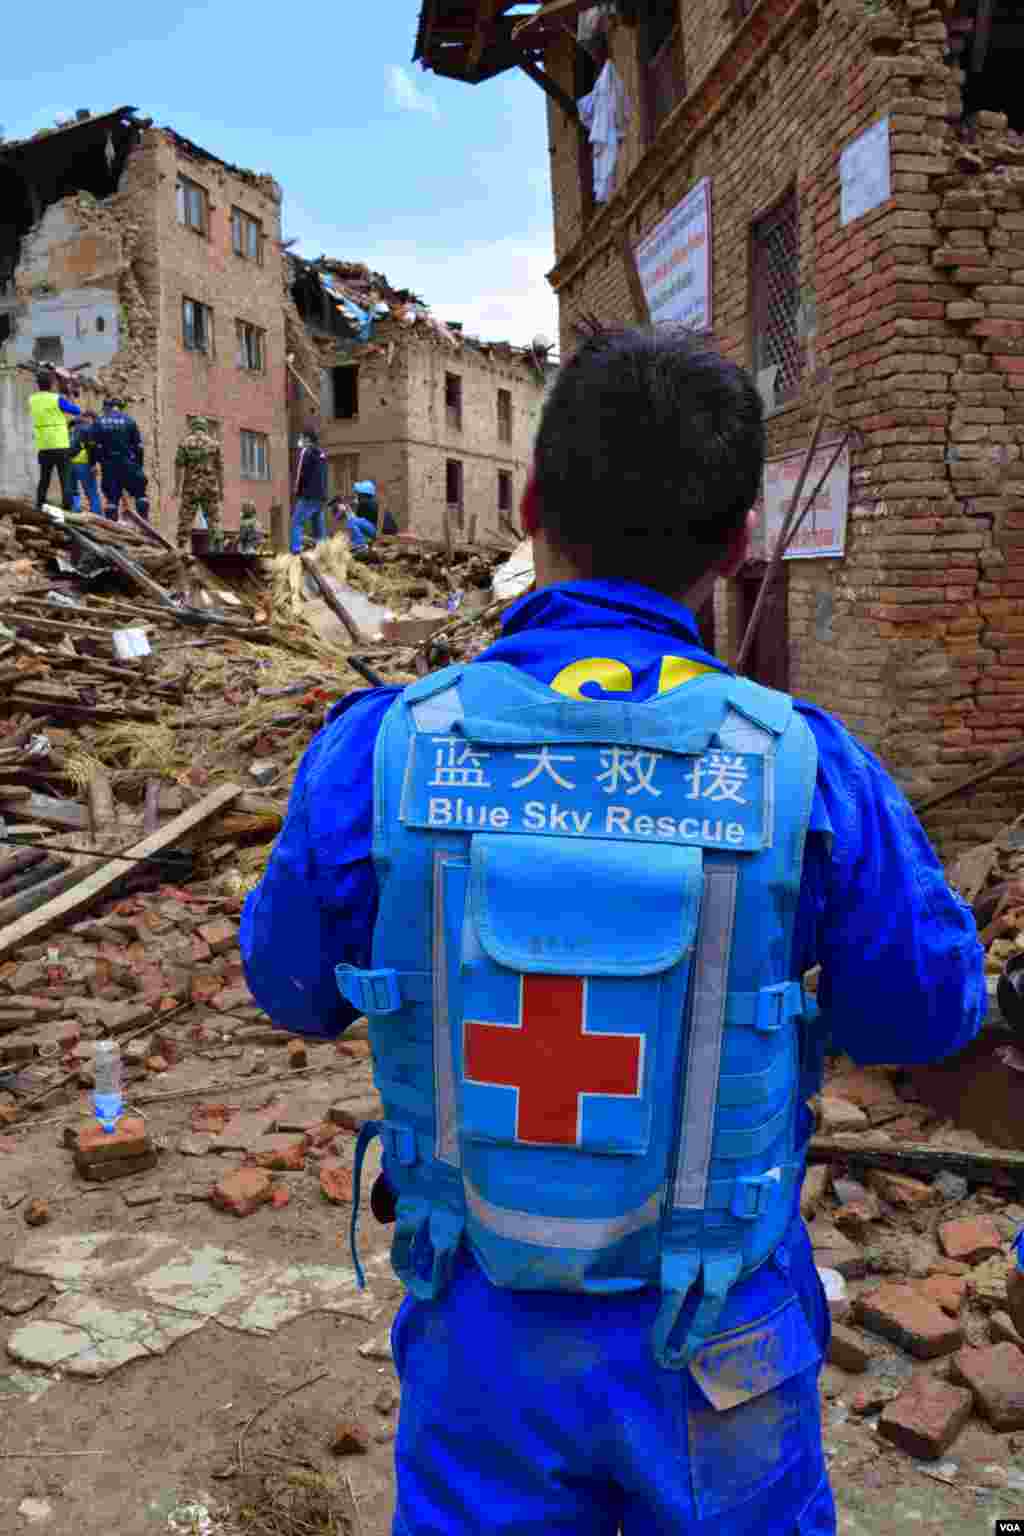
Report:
1,1,559,348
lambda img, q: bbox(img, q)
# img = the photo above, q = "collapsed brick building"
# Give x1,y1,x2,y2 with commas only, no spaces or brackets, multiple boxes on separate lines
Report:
416,0,1024,859
0,108,289,540
286,254,552,544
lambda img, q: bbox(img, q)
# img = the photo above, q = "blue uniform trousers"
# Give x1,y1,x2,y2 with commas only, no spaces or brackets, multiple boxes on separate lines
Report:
391,1228,836,1536
101,460,149,520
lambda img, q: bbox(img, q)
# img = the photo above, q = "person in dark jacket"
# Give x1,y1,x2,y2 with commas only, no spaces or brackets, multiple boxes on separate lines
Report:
92,398,150,522
290,429,329,552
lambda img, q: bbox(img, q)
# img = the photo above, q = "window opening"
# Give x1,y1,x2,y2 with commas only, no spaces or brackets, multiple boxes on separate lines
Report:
183,297,213,353
446,458,464,514
241,429,270,480
640,1,685,143
176,177,208,234
236,320,265,372
752,191,802,408
497,388,513,443
498,469,513,513
445,373,463,431
333,365,359,419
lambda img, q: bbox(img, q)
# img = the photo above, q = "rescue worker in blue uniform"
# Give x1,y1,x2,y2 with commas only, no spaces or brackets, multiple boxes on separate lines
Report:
92,397,150,522
241,329,985,1536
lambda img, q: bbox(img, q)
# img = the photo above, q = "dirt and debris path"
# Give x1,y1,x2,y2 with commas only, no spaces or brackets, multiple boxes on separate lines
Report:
1,501,1023,1533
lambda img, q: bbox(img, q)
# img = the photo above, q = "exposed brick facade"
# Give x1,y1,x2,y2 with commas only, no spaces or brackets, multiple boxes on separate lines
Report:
2,124,288,542
541,0,1024,858
308,320,545,543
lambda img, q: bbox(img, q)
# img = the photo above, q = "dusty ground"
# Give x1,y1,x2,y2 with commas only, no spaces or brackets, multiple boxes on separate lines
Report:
2,1031,1023,1535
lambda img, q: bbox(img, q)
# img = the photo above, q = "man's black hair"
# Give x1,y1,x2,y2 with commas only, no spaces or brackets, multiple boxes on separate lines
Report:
305,428,319,445
37,370,55,391
532,327,765,597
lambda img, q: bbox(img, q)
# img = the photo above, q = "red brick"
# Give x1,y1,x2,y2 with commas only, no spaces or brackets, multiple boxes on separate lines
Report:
271,1185,290,1209
244,1132,307,1171
918,1274,967,1316
878,1376,973,1460
74,1115,149,1163
320,1161,354,1205
950,1342,1024,1430
191,1102,234,1134
867,1170,935,1210
210,1166,275,1217
287,1038,308,1069
855,1283,964,1359
197,919,239,956
828,1324,875,1373
938,1216,1004,1265
336,1038,372,1060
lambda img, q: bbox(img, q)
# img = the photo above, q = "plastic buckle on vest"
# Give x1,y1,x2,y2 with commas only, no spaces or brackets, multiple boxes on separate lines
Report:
731,1171,781,1221
385,1123,418,1168
335,965,402,1016
755,981,796,1035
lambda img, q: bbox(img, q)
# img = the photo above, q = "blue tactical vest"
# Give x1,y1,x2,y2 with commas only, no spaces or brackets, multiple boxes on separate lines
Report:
339,659,821,1368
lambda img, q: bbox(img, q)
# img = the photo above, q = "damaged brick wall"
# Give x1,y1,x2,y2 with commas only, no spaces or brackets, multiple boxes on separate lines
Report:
542,0,1024,859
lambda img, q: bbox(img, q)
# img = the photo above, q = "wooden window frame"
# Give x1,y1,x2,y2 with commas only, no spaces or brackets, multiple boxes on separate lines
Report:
235,319,265,372
177,177,209,236
182,297,214,354
240,429,270,481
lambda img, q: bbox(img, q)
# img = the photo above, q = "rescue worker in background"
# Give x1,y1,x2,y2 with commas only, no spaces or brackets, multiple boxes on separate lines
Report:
345,502,377,551
241,329,985,1536
68,410,102,517
92,397,150,523
172,418,224,551
28,369,80,511
353,478,398,536
290,428,328,552
237,501,263,556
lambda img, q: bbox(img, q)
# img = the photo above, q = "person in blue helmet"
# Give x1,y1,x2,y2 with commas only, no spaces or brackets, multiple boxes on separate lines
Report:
92,397,150,522
241,328,985,1536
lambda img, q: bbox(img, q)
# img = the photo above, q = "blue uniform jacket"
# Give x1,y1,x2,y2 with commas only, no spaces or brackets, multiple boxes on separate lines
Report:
92,409,144,468
242,577,985,1343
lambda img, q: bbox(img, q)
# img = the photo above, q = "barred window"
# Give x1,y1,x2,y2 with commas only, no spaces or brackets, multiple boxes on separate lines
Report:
752,191,802,409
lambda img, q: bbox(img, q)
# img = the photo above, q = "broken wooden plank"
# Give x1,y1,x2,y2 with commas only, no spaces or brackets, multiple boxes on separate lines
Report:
916,742,1024,818
7,690,159,726
0,793,88,832
0,846,48,885
299,555,365,644
808,1134,1024,1194
0,860,78,928
0,782,243,961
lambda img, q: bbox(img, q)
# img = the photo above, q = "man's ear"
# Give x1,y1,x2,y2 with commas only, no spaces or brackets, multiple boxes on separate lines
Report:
717,507,756,580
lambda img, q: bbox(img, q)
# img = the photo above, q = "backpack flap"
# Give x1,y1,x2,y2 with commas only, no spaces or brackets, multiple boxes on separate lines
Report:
452,832,703,1291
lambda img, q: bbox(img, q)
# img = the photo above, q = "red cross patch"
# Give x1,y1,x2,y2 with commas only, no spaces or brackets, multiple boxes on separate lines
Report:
463,974,645,1147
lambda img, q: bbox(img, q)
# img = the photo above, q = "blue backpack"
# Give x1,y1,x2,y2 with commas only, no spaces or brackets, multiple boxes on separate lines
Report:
339,659,821,1367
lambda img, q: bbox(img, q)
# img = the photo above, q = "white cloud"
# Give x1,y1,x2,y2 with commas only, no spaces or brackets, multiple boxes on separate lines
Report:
389,66,440,121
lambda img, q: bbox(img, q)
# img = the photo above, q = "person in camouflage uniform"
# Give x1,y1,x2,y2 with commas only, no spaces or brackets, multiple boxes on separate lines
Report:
173,418,224,549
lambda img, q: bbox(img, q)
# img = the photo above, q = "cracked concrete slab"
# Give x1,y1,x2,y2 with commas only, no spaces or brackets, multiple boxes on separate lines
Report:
7,1230,386,1377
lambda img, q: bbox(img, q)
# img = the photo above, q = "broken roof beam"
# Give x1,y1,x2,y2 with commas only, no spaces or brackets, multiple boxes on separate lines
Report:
518,56,581,124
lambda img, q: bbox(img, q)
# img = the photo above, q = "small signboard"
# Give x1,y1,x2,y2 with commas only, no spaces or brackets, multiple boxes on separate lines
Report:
635,178,712,333
757,441,851,561
840,117,891,227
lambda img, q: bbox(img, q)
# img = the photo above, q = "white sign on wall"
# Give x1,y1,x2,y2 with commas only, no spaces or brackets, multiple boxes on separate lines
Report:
758,440,851,561
840,117,891,227
634,178,712,332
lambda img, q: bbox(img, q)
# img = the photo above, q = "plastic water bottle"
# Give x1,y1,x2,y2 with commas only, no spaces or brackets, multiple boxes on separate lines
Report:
93,1040,123,1133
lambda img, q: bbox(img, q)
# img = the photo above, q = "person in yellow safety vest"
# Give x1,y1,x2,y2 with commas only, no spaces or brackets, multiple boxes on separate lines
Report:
28,370,80,512
68,411,103,518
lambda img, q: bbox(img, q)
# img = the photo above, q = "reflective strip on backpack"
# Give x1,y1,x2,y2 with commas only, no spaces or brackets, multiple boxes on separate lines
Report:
672,862,739,1210
465,1176,662,1251
432,850,461,1169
